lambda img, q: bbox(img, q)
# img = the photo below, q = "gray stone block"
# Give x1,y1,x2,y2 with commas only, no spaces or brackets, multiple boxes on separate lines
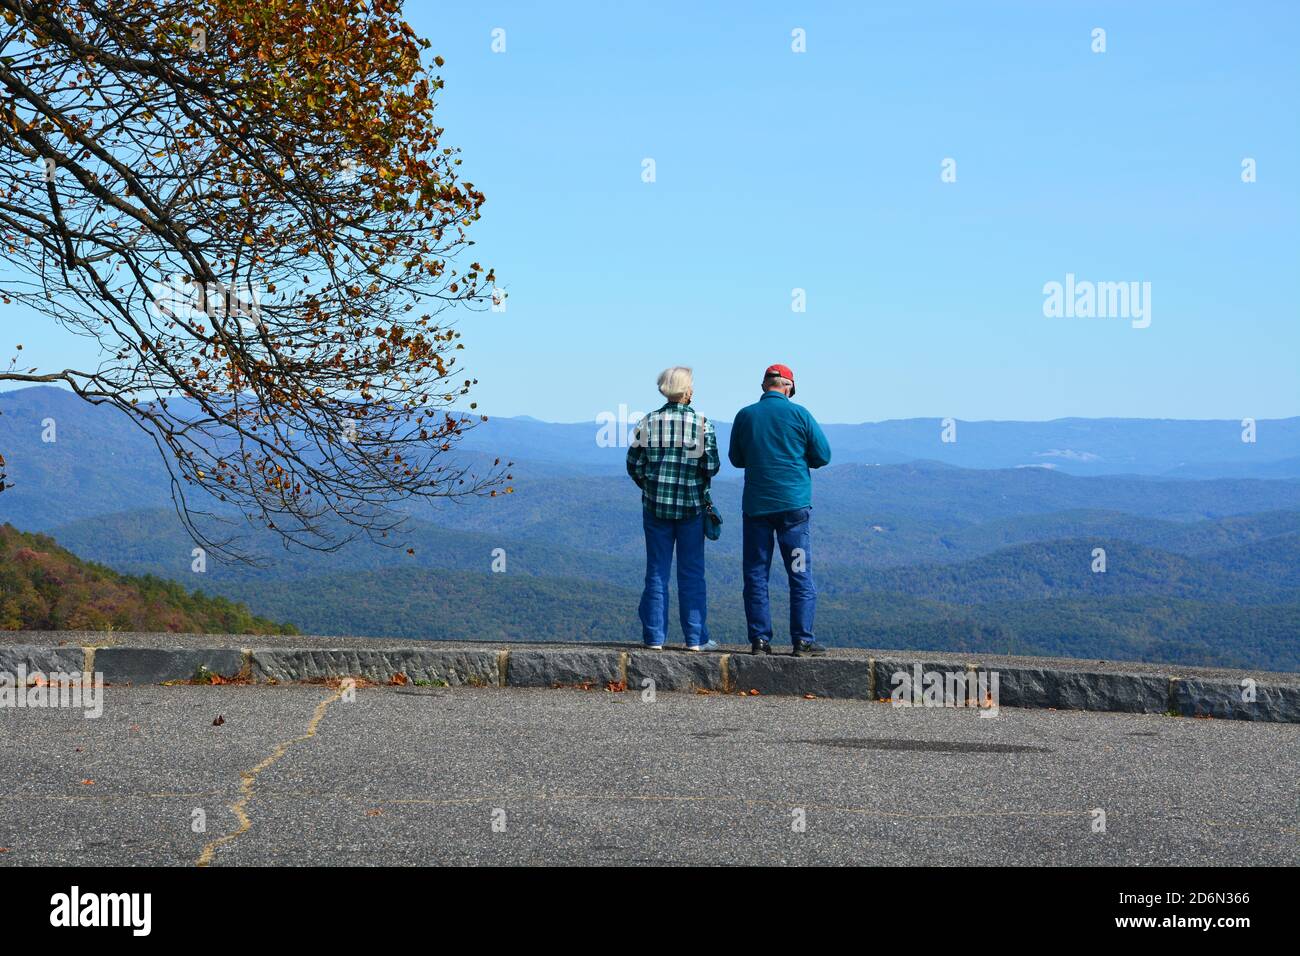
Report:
727,655,871,699
0,645,85,677
94,647,247,684
626,652,724,693
1171,678,1300,723
993,666,1169,714
505,649,623,688
250,648,500,686
872,657,979,703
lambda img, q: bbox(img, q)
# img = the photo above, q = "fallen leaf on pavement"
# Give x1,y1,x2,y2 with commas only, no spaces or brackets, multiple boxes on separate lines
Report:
212,715,225,726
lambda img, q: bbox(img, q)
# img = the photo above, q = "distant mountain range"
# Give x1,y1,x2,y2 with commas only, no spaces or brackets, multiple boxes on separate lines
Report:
1,385,1297,671
453,404,1300,479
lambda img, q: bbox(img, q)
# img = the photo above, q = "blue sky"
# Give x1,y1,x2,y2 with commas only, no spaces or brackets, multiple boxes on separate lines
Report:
6,1,1298,424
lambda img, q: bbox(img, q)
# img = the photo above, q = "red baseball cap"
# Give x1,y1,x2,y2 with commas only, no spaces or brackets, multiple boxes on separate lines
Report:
765,363,796,397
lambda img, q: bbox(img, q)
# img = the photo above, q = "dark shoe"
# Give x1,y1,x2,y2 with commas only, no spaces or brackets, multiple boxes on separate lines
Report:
750,640,772,656
792,639,828,657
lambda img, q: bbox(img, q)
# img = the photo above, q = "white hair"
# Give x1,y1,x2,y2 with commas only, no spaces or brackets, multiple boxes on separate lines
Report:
657,366,694,402
763,373,792,391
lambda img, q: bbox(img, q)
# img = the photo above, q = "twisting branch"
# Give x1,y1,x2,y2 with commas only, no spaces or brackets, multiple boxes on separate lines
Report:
0,0,511,561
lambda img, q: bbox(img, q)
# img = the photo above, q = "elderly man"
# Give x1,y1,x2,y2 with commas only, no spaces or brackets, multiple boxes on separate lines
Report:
626,366,721,651
727,363,832,656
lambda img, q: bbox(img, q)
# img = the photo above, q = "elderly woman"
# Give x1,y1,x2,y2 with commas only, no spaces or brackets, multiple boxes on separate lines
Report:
625,366,721,650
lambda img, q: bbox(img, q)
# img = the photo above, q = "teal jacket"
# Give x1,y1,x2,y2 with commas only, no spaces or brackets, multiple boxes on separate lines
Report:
727,391,832,516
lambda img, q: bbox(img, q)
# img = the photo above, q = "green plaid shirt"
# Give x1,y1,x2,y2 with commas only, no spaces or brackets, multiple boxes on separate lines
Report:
626,402,721,520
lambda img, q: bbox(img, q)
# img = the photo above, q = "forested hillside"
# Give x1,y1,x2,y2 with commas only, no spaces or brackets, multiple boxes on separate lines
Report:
2,386,1297,671
0,524,295,635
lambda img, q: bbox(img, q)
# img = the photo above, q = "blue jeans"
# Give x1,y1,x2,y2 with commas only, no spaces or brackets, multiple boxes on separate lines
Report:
742,507,816,646
639,509,709,647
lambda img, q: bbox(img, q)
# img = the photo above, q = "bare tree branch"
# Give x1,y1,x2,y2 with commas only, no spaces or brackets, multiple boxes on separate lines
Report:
0,0,511,562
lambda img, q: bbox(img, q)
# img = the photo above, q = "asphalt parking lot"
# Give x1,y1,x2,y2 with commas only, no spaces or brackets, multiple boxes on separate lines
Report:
1,684,1296,865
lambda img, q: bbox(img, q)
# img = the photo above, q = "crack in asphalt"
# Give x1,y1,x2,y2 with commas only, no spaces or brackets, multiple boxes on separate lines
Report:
195,687,343,867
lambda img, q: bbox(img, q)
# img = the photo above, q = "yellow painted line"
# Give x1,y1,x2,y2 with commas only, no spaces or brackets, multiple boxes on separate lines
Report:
195,687,343,868
0,792,222,802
